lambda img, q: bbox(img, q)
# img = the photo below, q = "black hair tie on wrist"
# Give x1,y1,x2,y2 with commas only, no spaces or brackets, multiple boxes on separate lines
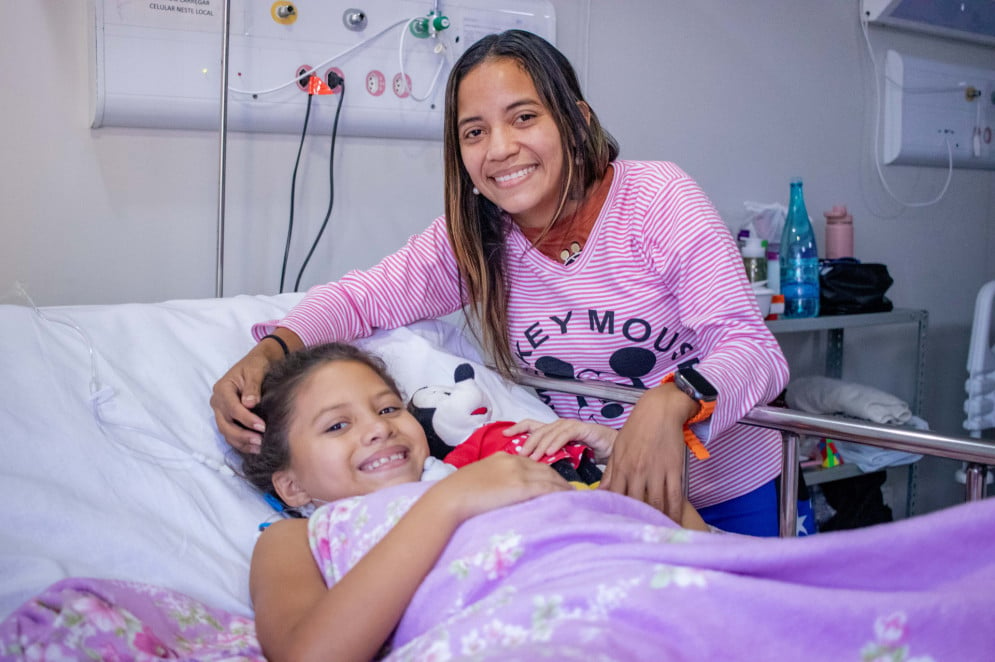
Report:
261,334,290,357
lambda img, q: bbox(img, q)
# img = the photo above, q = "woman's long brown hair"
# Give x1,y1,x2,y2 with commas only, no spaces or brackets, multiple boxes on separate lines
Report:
442,30,619,376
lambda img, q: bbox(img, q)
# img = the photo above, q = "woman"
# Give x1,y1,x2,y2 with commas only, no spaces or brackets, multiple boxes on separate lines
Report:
212,29,788,534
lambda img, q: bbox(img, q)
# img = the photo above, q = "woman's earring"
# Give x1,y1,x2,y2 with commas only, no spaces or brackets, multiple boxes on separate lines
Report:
472,186,480,195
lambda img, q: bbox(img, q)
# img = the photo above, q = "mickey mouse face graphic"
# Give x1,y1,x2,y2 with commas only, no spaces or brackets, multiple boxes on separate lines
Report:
530,347,651,424
530,345,701,425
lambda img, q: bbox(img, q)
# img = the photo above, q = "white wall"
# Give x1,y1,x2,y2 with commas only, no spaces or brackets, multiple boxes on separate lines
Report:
2,1,993,511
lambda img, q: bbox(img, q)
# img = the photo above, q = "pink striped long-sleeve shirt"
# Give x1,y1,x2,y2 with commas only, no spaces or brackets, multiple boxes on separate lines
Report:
254,160,789,507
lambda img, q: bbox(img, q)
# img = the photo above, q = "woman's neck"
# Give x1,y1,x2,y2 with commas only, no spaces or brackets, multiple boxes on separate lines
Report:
519,165,614,264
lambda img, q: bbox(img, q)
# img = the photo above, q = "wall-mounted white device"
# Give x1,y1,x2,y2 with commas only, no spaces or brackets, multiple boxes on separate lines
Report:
89,0,555,139
862,0,995,47
883,50,995,170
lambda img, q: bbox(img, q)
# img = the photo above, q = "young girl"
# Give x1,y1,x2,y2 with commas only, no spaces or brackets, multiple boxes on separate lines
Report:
239,343,995,661
214,29,789,535
238,343,707,661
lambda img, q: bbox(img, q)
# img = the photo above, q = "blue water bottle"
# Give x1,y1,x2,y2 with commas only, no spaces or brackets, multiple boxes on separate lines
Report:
779,178,820,318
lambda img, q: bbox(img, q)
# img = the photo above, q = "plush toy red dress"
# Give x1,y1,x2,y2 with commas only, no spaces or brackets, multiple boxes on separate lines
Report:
407,363,602,487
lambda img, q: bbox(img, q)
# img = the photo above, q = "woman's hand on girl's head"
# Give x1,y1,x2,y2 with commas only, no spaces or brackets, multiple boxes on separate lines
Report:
211,339,291,454
505,418,617,463
599,383,698,523
432,452,571,522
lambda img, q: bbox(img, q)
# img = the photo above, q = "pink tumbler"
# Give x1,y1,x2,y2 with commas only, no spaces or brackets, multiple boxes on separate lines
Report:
824,205,853,259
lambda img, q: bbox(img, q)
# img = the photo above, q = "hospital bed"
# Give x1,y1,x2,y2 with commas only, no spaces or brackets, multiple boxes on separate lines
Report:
1,291,993,658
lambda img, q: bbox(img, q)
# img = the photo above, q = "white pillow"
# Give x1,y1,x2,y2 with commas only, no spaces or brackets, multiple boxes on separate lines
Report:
0,293,553,620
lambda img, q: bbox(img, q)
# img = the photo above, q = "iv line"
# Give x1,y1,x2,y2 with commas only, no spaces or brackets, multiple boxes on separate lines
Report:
13,282,236,478
883,75,969,95
397,16,450,102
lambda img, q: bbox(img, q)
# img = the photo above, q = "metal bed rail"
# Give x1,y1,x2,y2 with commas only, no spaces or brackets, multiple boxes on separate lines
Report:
511,370,995,537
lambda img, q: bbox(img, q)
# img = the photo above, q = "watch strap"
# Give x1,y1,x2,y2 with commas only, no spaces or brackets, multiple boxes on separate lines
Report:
661,372,713,461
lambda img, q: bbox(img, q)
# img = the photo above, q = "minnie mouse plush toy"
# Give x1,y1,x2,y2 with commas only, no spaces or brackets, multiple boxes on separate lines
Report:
407,363,602,488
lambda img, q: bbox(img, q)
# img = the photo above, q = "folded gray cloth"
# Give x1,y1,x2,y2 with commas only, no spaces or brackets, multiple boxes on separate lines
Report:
834,415,926,472
786,376,912,425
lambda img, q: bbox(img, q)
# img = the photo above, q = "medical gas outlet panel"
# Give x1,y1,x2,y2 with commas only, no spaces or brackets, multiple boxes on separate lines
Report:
883,51,995,170
89,0,555,140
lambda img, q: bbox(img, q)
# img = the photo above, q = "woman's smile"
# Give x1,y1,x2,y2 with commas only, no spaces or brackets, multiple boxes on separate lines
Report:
492,165,538,186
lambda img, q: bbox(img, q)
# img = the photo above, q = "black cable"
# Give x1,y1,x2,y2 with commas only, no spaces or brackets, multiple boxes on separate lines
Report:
294,78,345,292
279,88,314,294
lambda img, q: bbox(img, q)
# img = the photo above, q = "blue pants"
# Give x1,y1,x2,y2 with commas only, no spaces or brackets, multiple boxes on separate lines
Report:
698,478,779,536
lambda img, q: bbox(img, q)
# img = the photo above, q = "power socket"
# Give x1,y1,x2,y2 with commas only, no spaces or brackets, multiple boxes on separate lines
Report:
325,68,344,92
295,65,313,92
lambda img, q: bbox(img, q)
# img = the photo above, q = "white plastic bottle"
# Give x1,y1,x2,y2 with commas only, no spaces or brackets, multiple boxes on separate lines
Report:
766,242,780,294
741,235,767,285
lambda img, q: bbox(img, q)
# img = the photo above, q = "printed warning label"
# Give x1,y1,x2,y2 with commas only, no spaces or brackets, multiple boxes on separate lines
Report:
103,0,221,31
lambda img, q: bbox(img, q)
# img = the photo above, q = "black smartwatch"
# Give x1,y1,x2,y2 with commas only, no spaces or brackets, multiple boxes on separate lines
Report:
673,366,718,403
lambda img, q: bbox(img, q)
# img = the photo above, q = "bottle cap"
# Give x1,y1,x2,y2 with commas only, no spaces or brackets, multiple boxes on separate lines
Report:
824,205,851,224
742,235,765,258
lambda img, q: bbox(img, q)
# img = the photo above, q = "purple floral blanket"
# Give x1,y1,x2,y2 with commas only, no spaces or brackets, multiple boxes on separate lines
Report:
0,578,262,661
3,488,994,661
311,484,995,661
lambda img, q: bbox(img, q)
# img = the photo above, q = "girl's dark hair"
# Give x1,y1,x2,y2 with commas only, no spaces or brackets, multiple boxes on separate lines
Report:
235,343,403,495
442,29,619,377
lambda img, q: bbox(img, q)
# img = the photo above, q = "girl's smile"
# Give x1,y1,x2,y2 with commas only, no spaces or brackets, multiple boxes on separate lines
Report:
358,448,412,473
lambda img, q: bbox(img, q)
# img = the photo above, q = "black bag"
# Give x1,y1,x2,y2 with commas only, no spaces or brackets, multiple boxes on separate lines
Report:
819,259,894,316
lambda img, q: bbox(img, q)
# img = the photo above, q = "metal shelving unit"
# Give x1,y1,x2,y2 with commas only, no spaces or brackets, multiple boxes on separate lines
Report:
766,308,929,511
766,308,928,414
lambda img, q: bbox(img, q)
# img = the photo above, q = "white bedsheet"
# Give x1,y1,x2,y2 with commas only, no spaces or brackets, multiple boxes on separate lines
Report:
0,293,555,620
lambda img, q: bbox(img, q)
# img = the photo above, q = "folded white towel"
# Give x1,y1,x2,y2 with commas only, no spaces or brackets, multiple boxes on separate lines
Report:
786,376,912,425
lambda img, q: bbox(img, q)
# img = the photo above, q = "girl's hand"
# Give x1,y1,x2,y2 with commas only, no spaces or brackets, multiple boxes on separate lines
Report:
504,418,617,463
430,452,571,522
599,383,698,523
